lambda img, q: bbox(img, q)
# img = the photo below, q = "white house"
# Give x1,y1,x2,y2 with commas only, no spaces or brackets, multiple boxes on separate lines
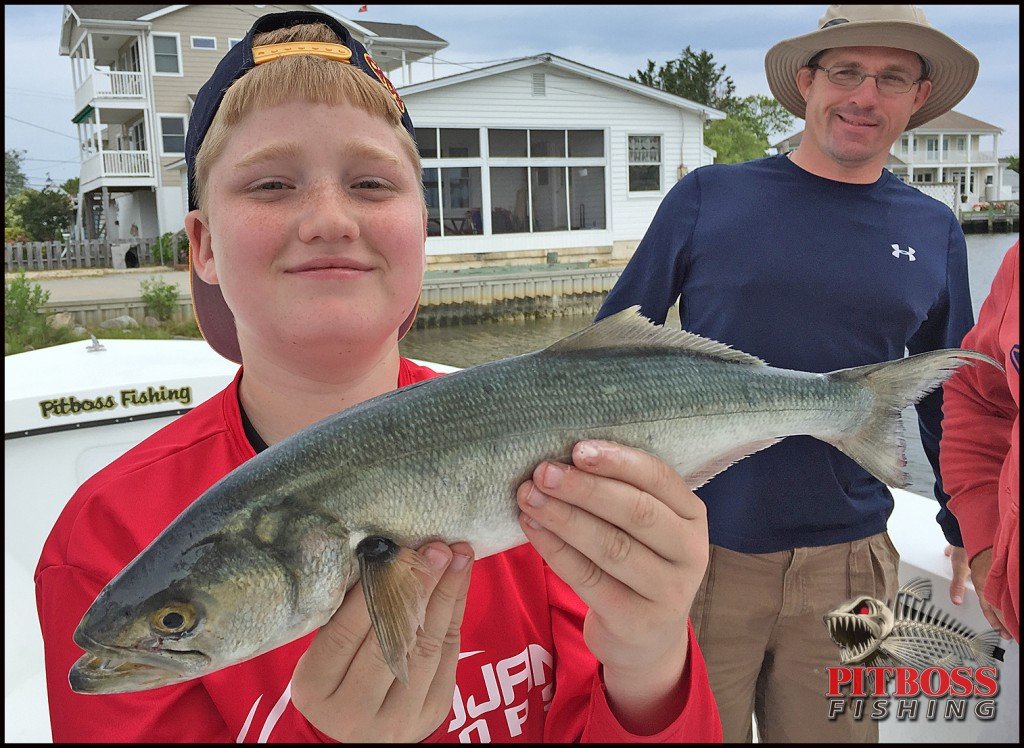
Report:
398,54,725,268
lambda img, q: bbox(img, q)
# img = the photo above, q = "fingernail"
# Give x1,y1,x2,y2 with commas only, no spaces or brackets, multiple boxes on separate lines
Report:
953,595,963,605
576,441,600,466
540,462,565,489
521,512,541,530
423,547,450,570
526,484,548,508
451,552,471,571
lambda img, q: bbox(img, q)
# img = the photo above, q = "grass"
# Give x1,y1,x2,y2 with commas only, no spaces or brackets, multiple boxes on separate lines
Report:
5,311,202,356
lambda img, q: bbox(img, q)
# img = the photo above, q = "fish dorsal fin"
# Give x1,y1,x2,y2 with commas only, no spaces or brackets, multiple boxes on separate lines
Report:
544,306,766,365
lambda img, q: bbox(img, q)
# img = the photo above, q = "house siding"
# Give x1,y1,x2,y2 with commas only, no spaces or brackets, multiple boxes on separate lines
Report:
403,63,708,252
148,4,311,188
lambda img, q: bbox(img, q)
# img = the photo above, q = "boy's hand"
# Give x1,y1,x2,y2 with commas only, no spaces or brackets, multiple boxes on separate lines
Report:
291,542,474,742
516,440,709,735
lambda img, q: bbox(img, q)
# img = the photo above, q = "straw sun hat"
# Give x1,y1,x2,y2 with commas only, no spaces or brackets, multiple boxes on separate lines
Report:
765,5,979,131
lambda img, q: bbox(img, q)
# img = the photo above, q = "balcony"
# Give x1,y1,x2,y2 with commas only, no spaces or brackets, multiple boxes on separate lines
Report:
80,149,156,190
894,148,999,165
74,70,144,114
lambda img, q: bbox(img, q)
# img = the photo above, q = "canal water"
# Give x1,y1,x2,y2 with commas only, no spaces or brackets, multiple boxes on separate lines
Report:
400,232,1018,495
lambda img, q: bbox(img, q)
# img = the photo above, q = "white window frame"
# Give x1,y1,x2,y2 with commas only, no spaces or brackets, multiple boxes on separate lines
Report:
420,127,609,237
190,35,217,51
627,133,664,195
151,32,183,76
228,38,243,49
158,114,187,156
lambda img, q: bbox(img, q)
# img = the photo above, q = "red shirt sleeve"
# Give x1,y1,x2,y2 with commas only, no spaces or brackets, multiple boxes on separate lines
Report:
941,242,1019,561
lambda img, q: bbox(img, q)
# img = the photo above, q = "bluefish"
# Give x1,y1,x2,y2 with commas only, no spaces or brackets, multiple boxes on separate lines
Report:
69,307,1000,693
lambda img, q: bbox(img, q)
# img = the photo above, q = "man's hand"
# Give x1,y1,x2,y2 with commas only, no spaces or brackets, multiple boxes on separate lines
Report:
291,541,474,742
967,547,1012,640
516,440,709,735
945,544,970,605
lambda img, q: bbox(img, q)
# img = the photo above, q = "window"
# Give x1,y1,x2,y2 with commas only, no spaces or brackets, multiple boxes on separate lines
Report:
628,135,661,192
489,129,527,158
439,129,479,158
489,168,530,234
569,167,606,229
228,38,243,49
424,127,607,236
159,115,186,154
152,34,181,74
568,130,603,157
422,167,483,237
129,120,146,151
190,36,217,50
416,128,438,158
531,168,568,231
530,130,564,157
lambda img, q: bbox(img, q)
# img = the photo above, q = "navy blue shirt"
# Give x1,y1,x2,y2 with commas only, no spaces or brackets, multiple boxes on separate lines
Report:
597,154,973,553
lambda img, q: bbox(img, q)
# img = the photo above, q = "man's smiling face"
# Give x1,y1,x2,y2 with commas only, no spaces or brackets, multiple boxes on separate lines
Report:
796,46,932,173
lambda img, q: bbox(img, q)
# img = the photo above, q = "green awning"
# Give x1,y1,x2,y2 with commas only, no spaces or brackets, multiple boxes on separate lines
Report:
71,105,94,124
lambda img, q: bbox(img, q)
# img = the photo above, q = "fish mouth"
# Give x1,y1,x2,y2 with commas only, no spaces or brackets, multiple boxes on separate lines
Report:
70,635,211,694
824,613,880,664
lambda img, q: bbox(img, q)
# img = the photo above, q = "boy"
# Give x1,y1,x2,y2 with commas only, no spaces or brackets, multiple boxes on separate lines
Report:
36,11,721,742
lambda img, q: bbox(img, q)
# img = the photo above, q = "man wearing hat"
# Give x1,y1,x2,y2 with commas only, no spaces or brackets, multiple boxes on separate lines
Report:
597,5,979,741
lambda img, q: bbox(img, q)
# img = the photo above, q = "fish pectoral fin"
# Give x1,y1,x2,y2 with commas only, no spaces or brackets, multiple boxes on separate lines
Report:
356,536,430,685
682,438,783,489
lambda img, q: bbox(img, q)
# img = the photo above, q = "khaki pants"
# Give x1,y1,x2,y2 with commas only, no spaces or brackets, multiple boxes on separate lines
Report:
690,532,900,743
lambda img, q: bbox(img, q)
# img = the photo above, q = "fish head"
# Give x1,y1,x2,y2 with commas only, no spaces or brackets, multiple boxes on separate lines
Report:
823,595,895,665
70,506,357,694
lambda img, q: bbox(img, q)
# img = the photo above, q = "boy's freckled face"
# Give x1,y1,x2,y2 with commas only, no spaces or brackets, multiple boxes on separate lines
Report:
198,100,425,355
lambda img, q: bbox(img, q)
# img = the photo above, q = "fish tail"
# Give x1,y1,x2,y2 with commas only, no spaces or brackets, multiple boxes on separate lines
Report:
969,629,1005,667
827,349,1002,488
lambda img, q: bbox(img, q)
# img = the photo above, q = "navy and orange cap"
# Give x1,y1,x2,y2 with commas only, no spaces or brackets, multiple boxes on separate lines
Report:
186,10,419,364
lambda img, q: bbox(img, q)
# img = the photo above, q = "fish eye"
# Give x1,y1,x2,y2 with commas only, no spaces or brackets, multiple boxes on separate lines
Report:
855,602,871,615
150,603,198,636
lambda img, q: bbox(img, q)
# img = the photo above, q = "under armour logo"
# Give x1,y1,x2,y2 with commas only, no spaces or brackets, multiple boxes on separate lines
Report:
891,244,916,261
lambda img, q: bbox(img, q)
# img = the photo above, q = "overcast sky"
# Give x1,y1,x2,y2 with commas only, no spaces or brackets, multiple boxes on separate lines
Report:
4,4,1019,189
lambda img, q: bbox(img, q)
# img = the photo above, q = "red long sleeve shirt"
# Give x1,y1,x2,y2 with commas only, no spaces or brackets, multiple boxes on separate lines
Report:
36,359,722,742
941,241,1019,642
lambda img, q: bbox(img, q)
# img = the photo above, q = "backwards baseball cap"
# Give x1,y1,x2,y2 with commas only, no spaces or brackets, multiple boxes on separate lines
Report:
186,10,419,364
765,5,979,131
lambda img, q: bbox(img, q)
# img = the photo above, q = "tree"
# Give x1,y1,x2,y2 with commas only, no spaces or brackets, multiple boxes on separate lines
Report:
61,177,80,197
12,187,74,241
705,117,773,165
632,50,794,165
1006,156,1019,174
631,46,735,110
5,148,28,201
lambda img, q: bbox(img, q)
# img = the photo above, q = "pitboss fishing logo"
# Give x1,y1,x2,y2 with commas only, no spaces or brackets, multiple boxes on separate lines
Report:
38,384,193,419
824,578,1005,722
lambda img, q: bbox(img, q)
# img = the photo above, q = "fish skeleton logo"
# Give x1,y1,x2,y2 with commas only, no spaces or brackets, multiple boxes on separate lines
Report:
891,244,916,261
824,577,1004,669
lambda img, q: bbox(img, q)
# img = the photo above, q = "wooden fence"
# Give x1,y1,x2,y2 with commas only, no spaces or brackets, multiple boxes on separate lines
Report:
4,238,176,272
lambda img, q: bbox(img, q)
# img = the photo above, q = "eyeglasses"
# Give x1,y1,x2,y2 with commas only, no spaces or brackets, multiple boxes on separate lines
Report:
810,64,924,94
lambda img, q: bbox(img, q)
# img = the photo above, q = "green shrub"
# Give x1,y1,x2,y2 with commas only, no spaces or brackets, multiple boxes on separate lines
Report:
4,270,76,354
5,226,28,242
153,231,191,265
140,276,181,321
